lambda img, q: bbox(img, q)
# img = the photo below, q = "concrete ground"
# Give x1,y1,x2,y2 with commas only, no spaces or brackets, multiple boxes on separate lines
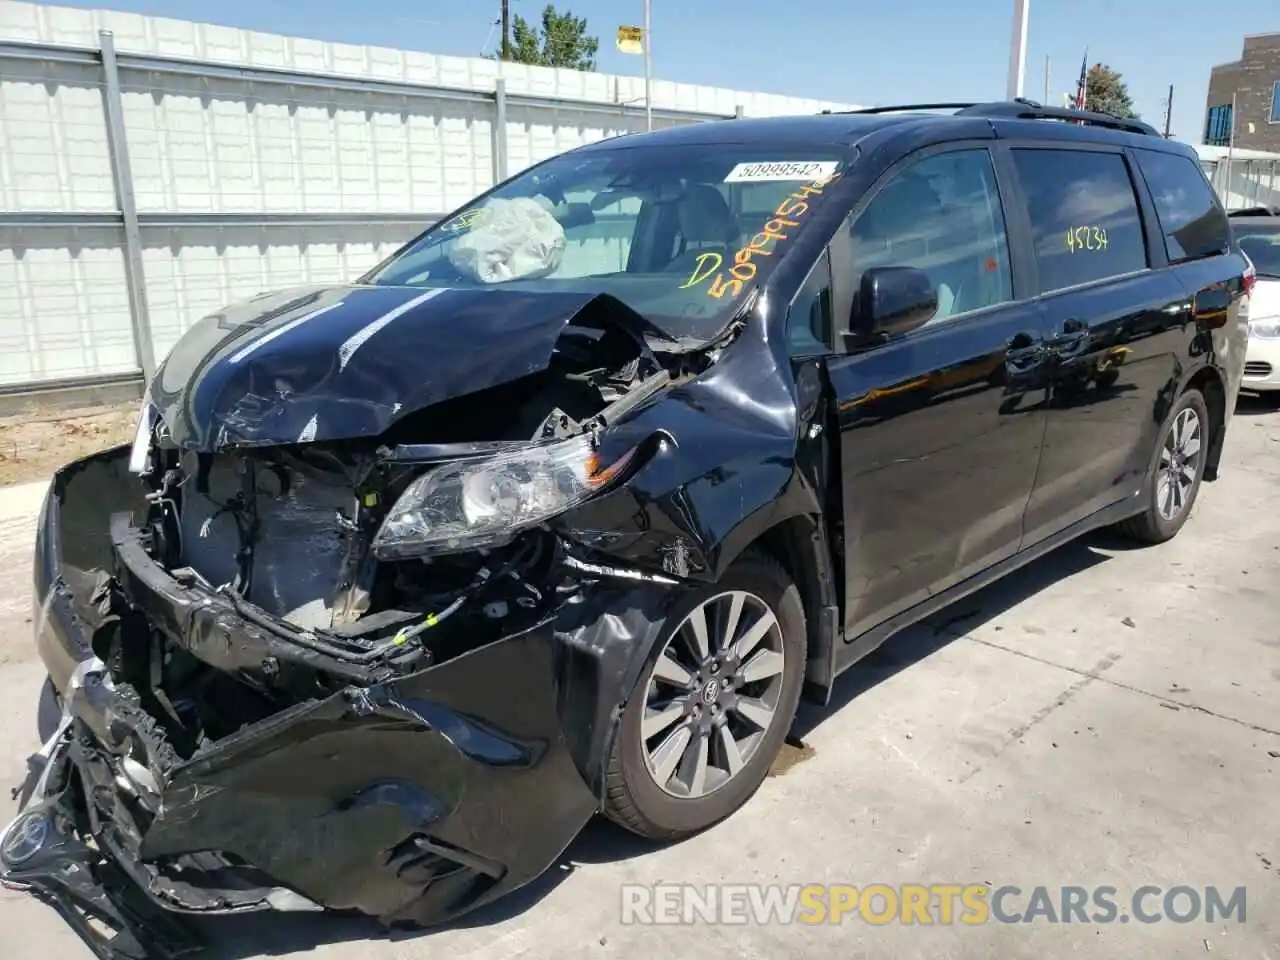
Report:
0,402,1276,959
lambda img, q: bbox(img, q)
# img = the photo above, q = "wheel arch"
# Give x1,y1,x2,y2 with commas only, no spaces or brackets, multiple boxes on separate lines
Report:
1182,364,1227,481
726,511,842,706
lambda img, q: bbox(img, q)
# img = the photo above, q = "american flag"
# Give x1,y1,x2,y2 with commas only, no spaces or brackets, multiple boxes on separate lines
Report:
1074,50,1089,111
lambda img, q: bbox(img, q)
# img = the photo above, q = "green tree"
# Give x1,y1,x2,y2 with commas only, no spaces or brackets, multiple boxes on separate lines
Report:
506,5,599,71
1085,63,1138,118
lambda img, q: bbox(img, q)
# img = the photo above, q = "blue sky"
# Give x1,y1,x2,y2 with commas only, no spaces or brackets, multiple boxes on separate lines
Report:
40,0,1276,143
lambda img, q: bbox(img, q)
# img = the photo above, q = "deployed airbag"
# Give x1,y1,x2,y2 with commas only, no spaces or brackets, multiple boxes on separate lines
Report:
448,198,567,283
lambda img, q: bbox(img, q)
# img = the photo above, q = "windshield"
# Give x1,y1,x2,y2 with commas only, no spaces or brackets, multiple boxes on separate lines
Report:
1237,223,1280,278
361,144,849,340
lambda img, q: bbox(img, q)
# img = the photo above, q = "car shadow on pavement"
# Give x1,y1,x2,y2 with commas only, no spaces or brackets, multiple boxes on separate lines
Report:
1233,392,1280,418
793,530,1116,741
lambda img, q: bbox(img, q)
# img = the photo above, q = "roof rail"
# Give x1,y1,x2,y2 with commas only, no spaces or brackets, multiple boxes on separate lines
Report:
821,98,1159,137
825,103,979,115
957,99,1160,136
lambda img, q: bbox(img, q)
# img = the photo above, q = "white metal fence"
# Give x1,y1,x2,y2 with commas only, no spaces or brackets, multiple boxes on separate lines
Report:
0,0,855,391
1197,147,1280,211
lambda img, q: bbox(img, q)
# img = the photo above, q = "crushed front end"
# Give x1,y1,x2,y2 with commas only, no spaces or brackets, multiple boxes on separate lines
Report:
3,287,724,958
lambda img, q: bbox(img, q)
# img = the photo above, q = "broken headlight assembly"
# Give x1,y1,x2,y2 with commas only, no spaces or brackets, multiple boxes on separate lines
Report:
128,399,158,474
372,436,636,559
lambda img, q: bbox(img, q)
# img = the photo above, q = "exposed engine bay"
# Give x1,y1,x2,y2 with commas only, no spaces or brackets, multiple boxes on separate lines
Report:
111,292,716,764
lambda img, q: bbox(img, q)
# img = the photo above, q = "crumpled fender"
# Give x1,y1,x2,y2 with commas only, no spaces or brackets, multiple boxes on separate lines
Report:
553,317,825,582
131,616,601,926
549,579,686,796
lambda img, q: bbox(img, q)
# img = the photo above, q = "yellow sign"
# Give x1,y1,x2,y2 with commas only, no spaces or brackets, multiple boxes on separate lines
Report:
617,25,645,55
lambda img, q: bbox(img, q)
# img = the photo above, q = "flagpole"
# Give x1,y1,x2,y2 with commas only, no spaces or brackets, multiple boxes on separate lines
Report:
1073,48,1088,112
1005,0,1030,99
643,0,652,131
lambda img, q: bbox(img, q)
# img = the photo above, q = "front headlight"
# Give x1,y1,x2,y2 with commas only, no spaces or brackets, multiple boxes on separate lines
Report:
372,435,636,559
1250,319,1280,339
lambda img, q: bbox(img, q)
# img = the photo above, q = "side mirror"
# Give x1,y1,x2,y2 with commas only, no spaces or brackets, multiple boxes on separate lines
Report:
846,266,938,346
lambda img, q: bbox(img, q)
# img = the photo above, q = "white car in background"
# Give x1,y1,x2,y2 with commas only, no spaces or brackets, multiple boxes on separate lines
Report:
1231,207,1280,397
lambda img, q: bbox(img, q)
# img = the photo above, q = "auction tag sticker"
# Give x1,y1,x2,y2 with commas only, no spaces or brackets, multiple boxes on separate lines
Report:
724,160,840,183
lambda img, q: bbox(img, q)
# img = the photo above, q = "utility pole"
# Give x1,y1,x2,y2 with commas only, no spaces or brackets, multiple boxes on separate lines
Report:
501,0,511,60
1043,54,1051,104
1163,84,1173,138
1005,0,1030,99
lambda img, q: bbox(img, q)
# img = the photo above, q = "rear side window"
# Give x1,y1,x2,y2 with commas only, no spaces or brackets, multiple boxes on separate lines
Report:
1012,149,1148,294
1132,149,1230,263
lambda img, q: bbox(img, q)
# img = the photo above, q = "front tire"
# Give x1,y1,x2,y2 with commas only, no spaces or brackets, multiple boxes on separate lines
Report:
602,550,806,840
1115,387,1209,544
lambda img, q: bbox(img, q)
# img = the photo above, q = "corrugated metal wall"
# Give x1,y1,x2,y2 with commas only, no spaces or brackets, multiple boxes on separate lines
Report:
0,0,858,391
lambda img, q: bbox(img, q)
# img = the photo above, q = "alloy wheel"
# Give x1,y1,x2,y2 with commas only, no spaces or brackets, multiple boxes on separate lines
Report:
1156,407,1202,522
640,590,787,799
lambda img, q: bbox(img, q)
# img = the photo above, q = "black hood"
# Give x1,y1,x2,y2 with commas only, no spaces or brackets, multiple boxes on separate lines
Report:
149,284,641,451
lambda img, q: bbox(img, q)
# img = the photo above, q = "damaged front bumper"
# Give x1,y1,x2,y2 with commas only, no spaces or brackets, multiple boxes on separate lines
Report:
6,446,683,959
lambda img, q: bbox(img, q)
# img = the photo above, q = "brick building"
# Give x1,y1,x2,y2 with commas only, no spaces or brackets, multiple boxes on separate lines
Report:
1204,32,1280,151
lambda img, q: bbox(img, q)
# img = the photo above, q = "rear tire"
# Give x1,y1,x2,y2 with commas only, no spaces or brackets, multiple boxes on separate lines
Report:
1115,387,1209,544
602,550,806,840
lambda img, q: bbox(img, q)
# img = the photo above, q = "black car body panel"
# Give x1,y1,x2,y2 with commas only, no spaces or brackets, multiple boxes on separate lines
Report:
149,284,675,451
826,296,1052,637
1020,268,1196,542
5,104,1249,958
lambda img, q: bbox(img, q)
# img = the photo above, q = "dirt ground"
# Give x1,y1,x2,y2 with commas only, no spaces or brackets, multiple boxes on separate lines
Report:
0,402,138,486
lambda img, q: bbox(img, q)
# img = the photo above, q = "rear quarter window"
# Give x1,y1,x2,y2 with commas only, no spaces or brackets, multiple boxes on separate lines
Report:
1133,149,1230,263
1011,149,1148,294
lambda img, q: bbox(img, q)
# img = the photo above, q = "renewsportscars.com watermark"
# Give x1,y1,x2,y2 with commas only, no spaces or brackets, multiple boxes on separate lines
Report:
621,883,1248,926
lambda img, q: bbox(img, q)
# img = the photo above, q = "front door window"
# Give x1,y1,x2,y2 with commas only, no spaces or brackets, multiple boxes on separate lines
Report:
847,149,1014,326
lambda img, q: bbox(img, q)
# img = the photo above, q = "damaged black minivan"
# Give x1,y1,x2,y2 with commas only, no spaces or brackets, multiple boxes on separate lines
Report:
3,101,1250,957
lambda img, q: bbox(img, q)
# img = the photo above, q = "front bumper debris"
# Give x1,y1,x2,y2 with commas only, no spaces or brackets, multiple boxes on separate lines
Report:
5,620,601,956
7,445,684,958
2,663,210,959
